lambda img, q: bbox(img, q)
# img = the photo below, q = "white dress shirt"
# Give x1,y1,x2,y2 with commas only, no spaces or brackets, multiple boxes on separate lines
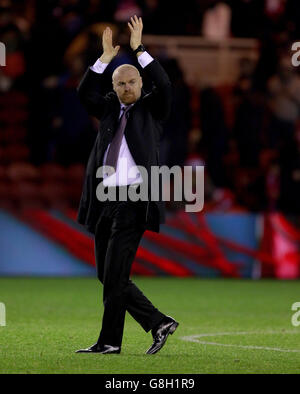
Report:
90,52,154,186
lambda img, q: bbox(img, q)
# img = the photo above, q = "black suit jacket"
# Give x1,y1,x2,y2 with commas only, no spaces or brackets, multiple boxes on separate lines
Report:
76,58,172,234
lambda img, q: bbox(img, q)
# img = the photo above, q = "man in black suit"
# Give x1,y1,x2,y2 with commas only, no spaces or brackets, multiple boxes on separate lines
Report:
76,16,179,355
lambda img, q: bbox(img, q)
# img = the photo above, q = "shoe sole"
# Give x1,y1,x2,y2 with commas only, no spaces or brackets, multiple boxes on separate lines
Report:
76,350,121,354
76,347,121,354
101,349,121,354
146,321,179,355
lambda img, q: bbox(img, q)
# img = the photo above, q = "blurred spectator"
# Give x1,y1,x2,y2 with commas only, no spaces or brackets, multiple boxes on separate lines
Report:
202,1,231,40
138,0,161,34
159,58,191,168
285,0,300,39
252,35,279,92
45,55,97,165
114,0,142,22
233,58,266,167
279,123,300,214
265,157,280,211
198,87,229,187
262,0,288,36
229,0,264,38
0,5,27,92
266,53,300,150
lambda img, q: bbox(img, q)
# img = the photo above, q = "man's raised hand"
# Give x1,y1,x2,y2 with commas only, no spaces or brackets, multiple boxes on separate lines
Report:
100,27,120,64
128,15,143,51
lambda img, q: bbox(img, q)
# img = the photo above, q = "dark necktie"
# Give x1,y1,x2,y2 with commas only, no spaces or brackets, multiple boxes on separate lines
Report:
104,105,132,171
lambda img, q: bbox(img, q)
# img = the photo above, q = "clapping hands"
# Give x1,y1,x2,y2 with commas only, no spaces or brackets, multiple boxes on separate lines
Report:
100,16,144,63
128,15,143,51
100,27,120,63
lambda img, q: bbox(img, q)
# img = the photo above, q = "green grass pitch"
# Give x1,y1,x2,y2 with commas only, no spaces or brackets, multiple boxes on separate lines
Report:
0,277,300,374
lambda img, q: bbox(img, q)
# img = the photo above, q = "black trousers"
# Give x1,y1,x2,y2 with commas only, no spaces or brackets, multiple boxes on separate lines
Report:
94,185,165,347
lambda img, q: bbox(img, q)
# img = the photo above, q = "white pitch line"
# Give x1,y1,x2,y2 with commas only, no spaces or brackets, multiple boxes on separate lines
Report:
180,331,300,353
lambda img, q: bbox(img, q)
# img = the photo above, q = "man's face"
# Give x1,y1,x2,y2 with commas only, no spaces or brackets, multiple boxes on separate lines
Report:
113,68,143,105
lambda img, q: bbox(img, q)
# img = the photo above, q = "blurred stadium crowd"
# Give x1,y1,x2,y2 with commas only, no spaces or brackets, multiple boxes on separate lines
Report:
1,0,300,214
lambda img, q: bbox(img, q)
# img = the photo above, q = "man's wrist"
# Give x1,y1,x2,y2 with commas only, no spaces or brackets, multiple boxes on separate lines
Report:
132,44,145,57
91,58,109,74
99,54,113,63
133,43,141,49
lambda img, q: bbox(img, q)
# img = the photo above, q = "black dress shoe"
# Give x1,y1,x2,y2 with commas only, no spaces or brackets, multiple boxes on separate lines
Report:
76,343,121,354
146,316,179,355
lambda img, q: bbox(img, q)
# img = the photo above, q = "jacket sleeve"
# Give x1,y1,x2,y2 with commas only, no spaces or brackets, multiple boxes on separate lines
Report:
77,67,113,120
142,59,172,122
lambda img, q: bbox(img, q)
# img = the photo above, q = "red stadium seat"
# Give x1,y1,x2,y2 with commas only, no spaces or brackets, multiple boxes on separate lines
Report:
7,162,40,183
2,127,27,144
65,164,85,183
0,145,30,164
0,165,8,181
0,91,28,107
40,163,66,182
40,181,69,209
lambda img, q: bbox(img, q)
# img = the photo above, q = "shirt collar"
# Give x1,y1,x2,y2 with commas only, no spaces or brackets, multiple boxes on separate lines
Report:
120,103,134,111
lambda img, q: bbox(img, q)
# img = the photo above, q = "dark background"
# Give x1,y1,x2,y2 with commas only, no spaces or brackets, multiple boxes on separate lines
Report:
1,0,300,215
